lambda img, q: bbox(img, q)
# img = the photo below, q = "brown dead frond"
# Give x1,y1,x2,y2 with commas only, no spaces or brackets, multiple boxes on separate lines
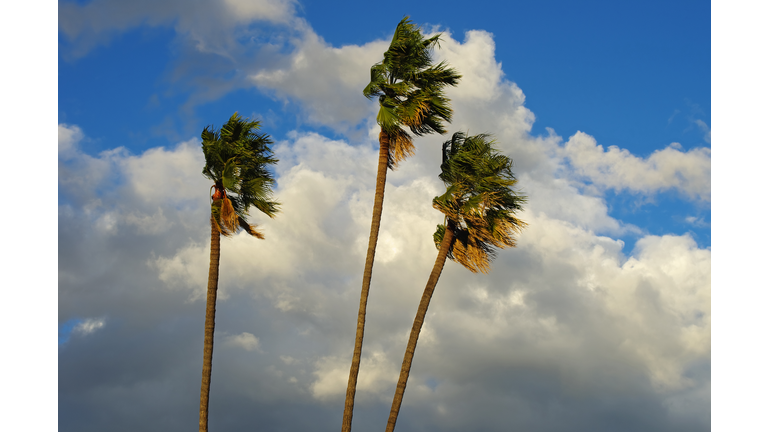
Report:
383,129,415,169
219,196,238,236
451,235,491,274
238,217,265,239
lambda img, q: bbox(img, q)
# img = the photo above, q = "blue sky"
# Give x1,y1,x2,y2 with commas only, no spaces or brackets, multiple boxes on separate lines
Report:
57,0,711,253
60,0,711,158
46,0,723,431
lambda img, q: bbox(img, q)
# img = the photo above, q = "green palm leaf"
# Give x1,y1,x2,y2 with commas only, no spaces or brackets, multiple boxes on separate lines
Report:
202,112,280,237
432,132,527,273
364,16,461,168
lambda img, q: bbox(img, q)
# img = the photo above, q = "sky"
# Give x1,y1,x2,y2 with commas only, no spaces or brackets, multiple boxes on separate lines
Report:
32,0,739,430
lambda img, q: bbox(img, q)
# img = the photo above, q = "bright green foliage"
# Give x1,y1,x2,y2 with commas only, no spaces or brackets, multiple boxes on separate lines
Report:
432,132,527,273
201,112,280,237
363,16,461,167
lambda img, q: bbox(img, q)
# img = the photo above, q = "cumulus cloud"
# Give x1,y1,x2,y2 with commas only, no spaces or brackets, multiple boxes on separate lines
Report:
241,26,710,211
434,30,506,103
153,241,210,301
59,7,710,215
435,30,536,144
249,33,388,130
247,27,527,136
58,22,709,432
133,122,707,423
59,122,209,230
59,123,84,158
121,139,207,206
60,106,709,431
562,132,711,201
311,351,398,401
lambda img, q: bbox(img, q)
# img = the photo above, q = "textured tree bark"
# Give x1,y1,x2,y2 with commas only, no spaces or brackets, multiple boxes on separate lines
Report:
199,215,221,432
385,222,455,432
341,130,390,432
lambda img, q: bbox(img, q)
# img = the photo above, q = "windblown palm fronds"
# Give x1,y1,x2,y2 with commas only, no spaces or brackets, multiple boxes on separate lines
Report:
198,112,279,432
363,17,461,168
202,112,279,237
432,132,526,273
385,132,526,432
341,16,461,432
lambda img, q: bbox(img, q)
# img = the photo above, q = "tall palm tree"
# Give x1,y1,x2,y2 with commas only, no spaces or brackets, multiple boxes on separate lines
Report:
341,17,461,432
385,132,527,432
198,113,279,432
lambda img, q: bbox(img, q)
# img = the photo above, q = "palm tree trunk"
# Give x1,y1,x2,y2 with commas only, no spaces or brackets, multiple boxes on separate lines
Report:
341,130,391,432
385,222,455,432
199,215,221,432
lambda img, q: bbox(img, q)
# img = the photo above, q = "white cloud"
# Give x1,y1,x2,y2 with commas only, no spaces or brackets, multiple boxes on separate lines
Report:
614,234,711,390
74,318,106,336
223,332,260,351
409,215,710,407
433,30,505,103
112,122,708,403
694,119,711,144
563,131,711,201
221,0,296,24
310,350,398,401
243,26,710,210
685,216,709,228
58,3,710,216
435,30,536,146
59,124,211,239
58,22,710,430
58,123,84,158
121,138,208,206
250,33,387,129
244,26,526,136
153,241,210,301
124,208,170,234
59,0,300,58
519,173,632,235
58,128,130,207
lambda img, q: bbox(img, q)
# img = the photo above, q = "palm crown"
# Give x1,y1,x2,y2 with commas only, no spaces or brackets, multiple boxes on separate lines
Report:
201,112,280,238
363,16,461,168
432,132,527,273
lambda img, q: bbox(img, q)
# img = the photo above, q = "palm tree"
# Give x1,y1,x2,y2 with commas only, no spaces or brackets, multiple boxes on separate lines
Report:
198,113,279,432
341,17,461,432
384,132,527,432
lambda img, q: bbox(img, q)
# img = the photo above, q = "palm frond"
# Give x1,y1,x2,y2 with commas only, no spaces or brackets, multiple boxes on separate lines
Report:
219,196,238,236
202,112,281,237
387,129,415,168
451,227,494,274
364,16,462,170
210,199,231,237
377,103,401,133
238,216,265,239
432,133,527,272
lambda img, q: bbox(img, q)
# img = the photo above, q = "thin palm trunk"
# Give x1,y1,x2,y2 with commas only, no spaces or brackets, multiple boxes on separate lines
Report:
385,223,455,432
199,215,221,432
341,130,391,432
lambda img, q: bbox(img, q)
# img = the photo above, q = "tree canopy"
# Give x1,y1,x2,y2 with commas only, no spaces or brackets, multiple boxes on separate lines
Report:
432,132,527,273
363,16,461,168
201,112,280,237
